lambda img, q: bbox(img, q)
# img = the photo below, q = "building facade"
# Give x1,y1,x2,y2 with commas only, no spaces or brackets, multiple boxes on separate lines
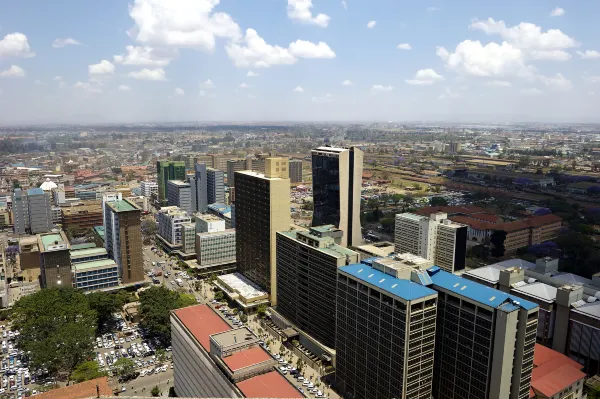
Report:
207,167,225,205
235,158,291,304
140,181,158,198
156,161,186,206
490,214,563,255
72,259,119,291
12,188,53,234
104,199,144,284
311,146,363,247
288,159,303,183
181,223,196,254
167,180,192,214
226,159,246,188
189,163,208,213
157,207,192,246
61,204,103,230
196,229,236,269
38,231,72,288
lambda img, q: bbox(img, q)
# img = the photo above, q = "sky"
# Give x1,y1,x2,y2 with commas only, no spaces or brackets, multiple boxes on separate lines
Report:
0,0,599,124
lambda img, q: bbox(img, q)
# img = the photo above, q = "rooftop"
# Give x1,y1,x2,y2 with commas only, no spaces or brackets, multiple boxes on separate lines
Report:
396,212,429,222
222,346,272,372
70,247,107,259
173,304,231,351
106,199,138,212
339,263,437,302
512,282,557,303
217,273,268,300
39,233,68,252
236,371,304,398
167,180,190,187
531,344,585,398
463,263,508,284
26,188,45,196
93,225,105,238
278,230,357,259
35,377,112,399
571,300,600,320
61,204,102,215
74,259,117,271
427,266,538,311
494,214,562,233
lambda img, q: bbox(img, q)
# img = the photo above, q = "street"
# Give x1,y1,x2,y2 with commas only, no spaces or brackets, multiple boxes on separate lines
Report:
120,367,173,397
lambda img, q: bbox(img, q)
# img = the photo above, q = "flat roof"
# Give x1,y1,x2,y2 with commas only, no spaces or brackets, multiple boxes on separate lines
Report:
396,212,429,222
174,305,231,351
93,226,105,238
70,247,107,258
222,346,272,372
572,301,600,320
463,264,506,284
236,371,304,398
427,267,538,311
218,273,268,300
106,199,137,212
278,231,357,259
339,263,437,301
74,259,117,271
40,233,68,251
512,282,557,303
167,180,190,187
26,188,44,196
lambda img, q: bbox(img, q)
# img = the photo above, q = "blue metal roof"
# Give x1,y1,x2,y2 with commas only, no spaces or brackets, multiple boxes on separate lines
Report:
426,267,538,311
339,264,438,301
26,188,44,195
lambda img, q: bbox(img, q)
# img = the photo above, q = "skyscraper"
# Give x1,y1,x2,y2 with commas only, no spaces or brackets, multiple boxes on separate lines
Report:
167,180,192,214
38,231,72,288
189,163,208,213
156,161,186,206
235,157,291,304
207,167,225,205
311,146,363,247
104,199,144,284
288,159,303,183
12,188,53,234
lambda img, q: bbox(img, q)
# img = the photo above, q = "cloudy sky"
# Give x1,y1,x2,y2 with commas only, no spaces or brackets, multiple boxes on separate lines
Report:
0,0,599,124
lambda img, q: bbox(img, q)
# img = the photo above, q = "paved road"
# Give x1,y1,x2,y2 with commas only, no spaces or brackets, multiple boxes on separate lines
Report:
120,367,173,397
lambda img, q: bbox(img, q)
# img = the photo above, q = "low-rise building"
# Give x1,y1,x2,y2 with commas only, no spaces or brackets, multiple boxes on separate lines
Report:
530,344,586,399
61,204,103,230
215,273,269,311
72,259,119,291
490,215,562,255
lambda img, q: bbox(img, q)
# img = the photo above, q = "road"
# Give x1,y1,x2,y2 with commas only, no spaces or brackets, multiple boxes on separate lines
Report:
120,367,173,397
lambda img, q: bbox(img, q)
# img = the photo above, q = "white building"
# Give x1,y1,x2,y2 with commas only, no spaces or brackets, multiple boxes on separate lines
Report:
394,212,467,273
195,214,226,233
167,180,192,214
196,229,236,268
140,181,158,198
157,206,191,246
181,222,196,254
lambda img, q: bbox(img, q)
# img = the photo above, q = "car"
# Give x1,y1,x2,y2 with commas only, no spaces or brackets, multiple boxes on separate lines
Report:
274,354,280,360
303,380,310,386
310,387,318,394
308,383,314,389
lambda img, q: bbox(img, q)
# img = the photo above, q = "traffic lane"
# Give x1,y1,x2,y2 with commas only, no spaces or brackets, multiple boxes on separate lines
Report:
120,367,173,396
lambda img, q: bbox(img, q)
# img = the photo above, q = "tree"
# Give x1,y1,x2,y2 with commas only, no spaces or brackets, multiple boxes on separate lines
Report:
113,357,136,381
214,290,225,302
141,219,158,245
430,197,448,206
257,304,268,318
177,293,197,308
296,358,304,373
402,194,414,209
11,288,97,376
380,218,395,234
71,361,106,383
151,386,161,397
155,348,167,364
87,292,119,332
413,183,423,191
239,313,248,323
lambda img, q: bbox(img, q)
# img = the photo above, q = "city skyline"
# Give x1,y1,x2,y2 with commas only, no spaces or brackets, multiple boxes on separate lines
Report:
0,0,599,123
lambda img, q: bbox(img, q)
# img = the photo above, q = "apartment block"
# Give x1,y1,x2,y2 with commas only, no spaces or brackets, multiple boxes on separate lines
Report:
288,159,303,183
12,188,53,234
196,229,236,271
195,214,226,233
311,146,363,247
167,180,192,214
140,181,158,198
235,158,291,304
395,212,467,273
38,231,72,288
276,225,359,348
157,206,192,246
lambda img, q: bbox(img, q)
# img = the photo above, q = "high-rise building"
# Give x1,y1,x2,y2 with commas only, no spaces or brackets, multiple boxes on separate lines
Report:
288,159,303,183
12,188,53,234
394,212,467,273
157,207,192,246
210,154,234,172
226,159,246,188
447,141,462,154
156,161,186,206
276,225,359,348
140,181,158,198
235,157,291,304
189,163,208,213
181,222,196,254
167,180,192,214
104,199,144,284
196,229,237,275
311,146,363,247
207,167,225,205
38,231,72,288
335,261,438,399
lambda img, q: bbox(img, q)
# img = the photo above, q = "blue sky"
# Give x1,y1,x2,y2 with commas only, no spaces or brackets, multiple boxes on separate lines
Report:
0,0,598,124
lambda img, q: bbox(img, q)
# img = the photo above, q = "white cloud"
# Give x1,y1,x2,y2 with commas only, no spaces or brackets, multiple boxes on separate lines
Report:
239,83,250,89
371,84,393,92
293,86,304,92
128,0,241,51
577,50,600,59
59,81,68,89
53,76,63,81
550,7,565,17
52,38,82,48
588,91,595,96
199,90,207,96
174,87,185,96
405,68,443,85
341,0,347,10
247,71,259,77
342,80,353,86
0,33,35,58
312,93,333,103
287,0,330,28
539,73,572,90
520,88,542,95
89,60,115,75
427,6,441,12
0,65,25,78
202,79,215,88
484,80,512,87
226,29,335,68
118,85,132,92
128,68,167,81
397,43,412,50
367,20,377,29
113,46,176,66
438,86,461,100
73,81,103,94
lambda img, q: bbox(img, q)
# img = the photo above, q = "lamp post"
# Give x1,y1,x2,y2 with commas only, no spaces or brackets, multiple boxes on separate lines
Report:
56,265,62,286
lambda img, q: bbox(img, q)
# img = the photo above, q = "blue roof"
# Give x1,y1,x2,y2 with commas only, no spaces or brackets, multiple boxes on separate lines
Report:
426,267,538,311
26,188,44,195
208,203,231,214
339,264,438,301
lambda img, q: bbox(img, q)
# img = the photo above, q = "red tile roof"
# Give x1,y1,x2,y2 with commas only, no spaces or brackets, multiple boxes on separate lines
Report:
449,215,495,231
36,377,112,399
223,346,272,371
174,304,231,351
416,205,488,216
237,371,304,398
495,214,562,233
531,344,585,398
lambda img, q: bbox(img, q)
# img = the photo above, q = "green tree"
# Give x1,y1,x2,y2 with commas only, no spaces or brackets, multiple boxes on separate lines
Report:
239,313,248,323
402,194,414,209
380,218,395,234
113,357,136,381
151,386,161,397
11,288,97,376
257,304,268,318
87,292,119,331
413,183,423,191
70,361,106,383
589,387,600,399
155,348,167,364
430,197,448,206
115,290,136,308
178,293,197,308
214,290,225,302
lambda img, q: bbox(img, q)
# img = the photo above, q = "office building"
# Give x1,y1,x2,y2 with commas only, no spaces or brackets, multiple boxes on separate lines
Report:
19,237,41,283
276,225,359,348
335,261,438,399
72,259,119,291
207,167,225,205
425,266,538,399
235,158,291,304
140,181,158,198
196,229,236,275
288,159,303,183
104,199,144,284
12,188,53,234
447,141,462,154
226,159,246,188
167,180,192,214
490,214,562,255
181,222,196,254
171,304,302,398
395,212,467,273
195,214,226,233
156,161,186,205
189,163,208,213
61,204,103,230
311,146,363,247
210,154,234,172
38,231,72,288
157,207,192,246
